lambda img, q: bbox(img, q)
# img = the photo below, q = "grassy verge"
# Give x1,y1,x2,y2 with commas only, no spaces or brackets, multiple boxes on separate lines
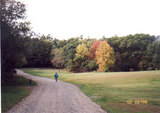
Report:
1,75,36,113
22,68,160,113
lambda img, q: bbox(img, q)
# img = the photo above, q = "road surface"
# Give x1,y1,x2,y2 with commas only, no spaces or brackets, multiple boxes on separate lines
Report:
6,69,106,113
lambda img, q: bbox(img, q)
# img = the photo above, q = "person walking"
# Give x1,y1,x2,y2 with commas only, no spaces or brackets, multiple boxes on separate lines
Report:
54,72,59,82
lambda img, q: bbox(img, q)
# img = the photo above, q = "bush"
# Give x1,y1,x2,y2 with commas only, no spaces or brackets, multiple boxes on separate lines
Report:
86,60,98,71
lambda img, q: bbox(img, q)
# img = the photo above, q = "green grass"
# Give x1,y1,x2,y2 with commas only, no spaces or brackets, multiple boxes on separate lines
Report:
22,68,160,113
1,76,36,113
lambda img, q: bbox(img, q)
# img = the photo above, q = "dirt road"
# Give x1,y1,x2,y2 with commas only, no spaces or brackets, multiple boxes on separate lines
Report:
6,70,106,113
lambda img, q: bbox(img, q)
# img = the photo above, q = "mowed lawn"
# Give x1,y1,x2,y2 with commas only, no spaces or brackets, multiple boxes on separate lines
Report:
22,68,160,113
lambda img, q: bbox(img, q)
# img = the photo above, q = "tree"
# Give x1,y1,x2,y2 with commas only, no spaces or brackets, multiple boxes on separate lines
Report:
62,38,80,68
24,37,53,67
88,40,101,60
52,38,67,49
69,43,89,72
76,44,89,58
51,48,65,68
106,34,156,71
139,41,160,70
86,60,98,71
1,0,30,84
96,41,115,72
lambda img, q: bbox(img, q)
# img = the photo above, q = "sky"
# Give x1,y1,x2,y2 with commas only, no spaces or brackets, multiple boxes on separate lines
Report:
20,0,160,40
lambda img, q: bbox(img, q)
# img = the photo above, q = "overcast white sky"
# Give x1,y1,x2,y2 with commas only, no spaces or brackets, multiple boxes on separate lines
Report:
20,0,160,40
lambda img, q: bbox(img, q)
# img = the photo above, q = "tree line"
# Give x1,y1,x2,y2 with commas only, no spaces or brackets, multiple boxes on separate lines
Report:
50,34,160,72
2,0,160,84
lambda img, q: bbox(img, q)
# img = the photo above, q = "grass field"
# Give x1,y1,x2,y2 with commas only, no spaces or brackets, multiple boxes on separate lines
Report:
1,76,36,113
22,68,160,113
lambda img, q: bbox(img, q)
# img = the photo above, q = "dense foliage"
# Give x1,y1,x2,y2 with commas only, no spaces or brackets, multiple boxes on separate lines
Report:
96,41,115,72
106,34,159,71
1,0,53,84
1,0,30,84
54,34,160,72
88,40,100,60
24,37,53,67
48,35,159,72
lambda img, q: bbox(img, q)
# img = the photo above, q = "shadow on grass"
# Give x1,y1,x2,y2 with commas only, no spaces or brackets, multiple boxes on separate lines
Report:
1,75,36,113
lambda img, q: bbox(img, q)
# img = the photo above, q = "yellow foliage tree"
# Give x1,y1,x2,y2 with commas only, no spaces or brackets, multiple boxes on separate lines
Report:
96,41,115,72
76,43,89,58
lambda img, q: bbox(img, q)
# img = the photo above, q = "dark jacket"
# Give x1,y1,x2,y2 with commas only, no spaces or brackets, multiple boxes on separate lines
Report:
54,73,58,78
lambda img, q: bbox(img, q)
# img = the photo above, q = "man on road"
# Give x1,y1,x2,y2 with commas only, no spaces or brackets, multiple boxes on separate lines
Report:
54,72,59,82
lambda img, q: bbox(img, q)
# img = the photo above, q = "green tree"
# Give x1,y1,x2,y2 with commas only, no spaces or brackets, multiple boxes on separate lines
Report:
86,60,98,71
24,37,53,67
51,48,65,68
52,38,67,49
106,34,156,71
1,0,30,84
139,41,160,70
62,38,80,68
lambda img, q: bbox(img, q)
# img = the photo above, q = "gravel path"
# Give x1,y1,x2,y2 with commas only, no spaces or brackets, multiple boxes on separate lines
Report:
6,69,107,113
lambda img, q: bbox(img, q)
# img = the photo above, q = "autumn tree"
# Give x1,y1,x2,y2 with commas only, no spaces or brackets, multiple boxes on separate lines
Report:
76,43,89,58
88,40,101,60
70,44,89,72
96,41,115,72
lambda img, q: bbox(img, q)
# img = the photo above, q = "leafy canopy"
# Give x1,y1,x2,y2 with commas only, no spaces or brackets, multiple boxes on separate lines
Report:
96,41,115,72
76,43,89,58
88,40,101,60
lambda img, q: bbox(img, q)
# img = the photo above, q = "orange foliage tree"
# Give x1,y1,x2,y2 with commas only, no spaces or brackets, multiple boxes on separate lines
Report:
96,41,115,72
88,40,101,60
